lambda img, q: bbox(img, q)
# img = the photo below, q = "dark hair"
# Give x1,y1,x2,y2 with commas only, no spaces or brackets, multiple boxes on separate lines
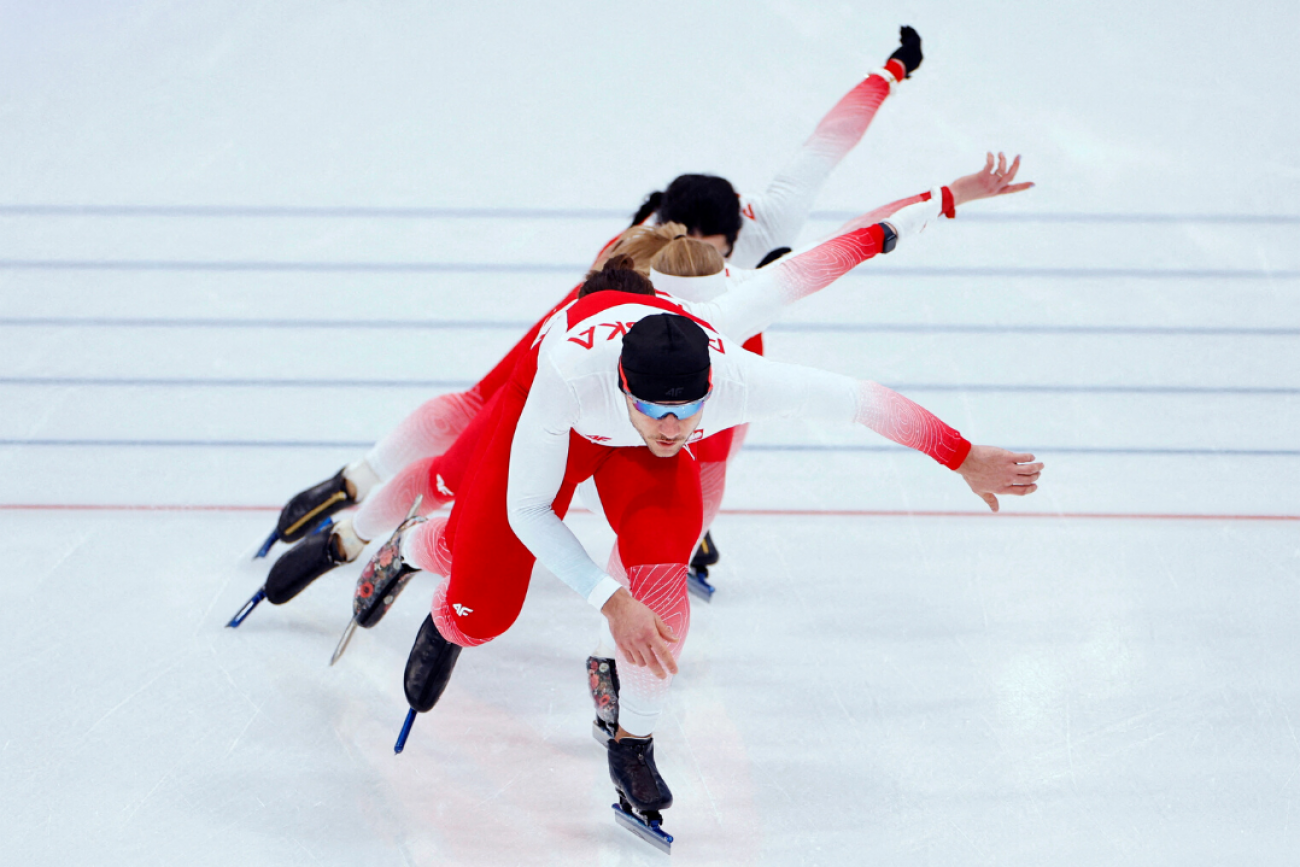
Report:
578,254,657,298
630,191,664,228
628,175,743,255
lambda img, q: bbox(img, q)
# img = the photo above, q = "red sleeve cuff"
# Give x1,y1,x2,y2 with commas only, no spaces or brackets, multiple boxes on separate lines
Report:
940,186,955,219
884,59,907,82
944,438,973,471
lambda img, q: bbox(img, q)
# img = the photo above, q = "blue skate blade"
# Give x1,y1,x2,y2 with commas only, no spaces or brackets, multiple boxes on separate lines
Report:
253,530,279,559
309,515,334,537
226,588,266,628
394,708,417,754
612,804,673,853
687,569,715,602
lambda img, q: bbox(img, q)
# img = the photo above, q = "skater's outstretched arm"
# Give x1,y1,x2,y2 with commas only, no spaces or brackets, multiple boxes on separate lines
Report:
724,351,1043,508
732,28,919,263
695,153,1034,342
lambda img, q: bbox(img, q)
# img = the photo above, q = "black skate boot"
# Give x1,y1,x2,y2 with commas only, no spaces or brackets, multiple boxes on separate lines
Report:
608,735,674,853
228,527,351,627
264,530,349,605
687,531,720,602
587,656,620,744
330,497,425,665
393,614,462,753
255,467,357,558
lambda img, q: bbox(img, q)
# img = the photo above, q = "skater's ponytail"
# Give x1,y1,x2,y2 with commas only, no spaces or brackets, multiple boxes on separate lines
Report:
578,254,656,299
591,222,689,276
650,236,724,279
630,190,664,228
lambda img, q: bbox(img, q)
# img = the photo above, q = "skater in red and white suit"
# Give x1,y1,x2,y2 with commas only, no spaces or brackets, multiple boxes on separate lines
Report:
388,254,1041,822
259,27,935,557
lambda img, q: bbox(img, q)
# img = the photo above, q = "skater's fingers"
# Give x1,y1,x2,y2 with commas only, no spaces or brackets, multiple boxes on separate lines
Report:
651,638,679,678
1003,154,1022,184
1016,462,1045,476
984,151,995,173
1001,483,1038,497
996,152,1008,176
980,491,1000,512
655,614,678,643
999,181,1035,196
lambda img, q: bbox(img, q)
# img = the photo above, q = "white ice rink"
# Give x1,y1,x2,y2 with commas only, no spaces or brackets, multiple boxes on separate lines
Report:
2,2,1298,865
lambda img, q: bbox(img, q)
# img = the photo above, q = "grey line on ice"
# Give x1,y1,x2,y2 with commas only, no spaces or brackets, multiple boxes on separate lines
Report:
1,259,1298,279
2,438,1295,457
2,317,1297,336
2,203,1298,224
1,377,1295,395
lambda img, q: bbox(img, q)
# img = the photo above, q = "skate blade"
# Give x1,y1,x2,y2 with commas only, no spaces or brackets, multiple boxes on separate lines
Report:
329,619,359,666
253,529,279,560
226,588,266,628
686,569,715,602
612,804,673,853
405,494,424,522
394,707,417,754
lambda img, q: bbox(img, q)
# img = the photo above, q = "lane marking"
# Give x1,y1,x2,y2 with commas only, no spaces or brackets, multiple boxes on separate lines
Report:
0,377,1295,396
1,260,1297,279
1,318,1297,336
1,503,1294,522
2,204,1298,224
0,439,1297,456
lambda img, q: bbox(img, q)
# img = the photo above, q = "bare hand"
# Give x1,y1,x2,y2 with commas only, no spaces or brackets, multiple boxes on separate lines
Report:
600,588,678,679
949,152,1034,207
956,444,1043,512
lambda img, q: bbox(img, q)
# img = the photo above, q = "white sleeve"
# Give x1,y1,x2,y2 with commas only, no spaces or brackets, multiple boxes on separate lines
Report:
506,357,622,609
732,351,861,425
733,70,898,265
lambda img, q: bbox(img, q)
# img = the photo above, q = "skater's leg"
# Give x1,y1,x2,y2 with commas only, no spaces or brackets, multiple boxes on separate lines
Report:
594,447,702,737
363,390,484,481
351,457,449,542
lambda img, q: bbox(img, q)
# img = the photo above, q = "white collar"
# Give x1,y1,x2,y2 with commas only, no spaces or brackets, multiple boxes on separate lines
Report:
649,268,728,302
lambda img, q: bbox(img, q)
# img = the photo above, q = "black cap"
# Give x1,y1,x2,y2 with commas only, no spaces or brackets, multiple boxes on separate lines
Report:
619,314,712,402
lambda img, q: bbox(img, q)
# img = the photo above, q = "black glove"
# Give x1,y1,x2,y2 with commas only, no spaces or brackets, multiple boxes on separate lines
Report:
888,25,923,78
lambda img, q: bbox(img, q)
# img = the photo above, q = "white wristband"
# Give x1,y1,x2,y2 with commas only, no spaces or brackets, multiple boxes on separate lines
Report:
586,575,623,611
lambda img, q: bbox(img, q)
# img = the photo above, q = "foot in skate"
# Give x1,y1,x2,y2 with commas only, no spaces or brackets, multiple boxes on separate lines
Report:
264,522,359,605
687,531,719,601
332,498,425,665
608,735,674,853
587,656,620,744
393,613,463,751
352,497,426,630
256,466,358,558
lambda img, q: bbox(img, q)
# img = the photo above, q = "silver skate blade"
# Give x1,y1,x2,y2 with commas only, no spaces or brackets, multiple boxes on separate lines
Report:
612,804,673,853
329,619,359,666
405,494,423,521
592,721,613,746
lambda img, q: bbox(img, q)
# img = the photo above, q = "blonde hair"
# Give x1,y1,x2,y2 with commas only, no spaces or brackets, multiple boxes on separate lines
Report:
592,222,690,276
649,236,725,278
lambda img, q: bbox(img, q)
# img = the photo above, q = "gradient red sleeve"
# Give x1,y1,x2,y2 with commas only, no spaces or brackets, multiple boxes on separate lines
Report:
855,380,972,469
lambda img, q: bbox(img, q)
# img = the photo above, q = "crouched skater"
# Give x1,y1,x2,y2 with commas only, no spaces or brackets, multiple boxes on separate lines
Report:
360,255,1041,850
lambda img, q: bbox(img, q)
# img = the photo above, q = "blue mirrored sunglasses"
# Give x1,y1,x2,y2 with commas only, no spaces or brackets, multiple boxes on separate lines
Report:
630,395,709,420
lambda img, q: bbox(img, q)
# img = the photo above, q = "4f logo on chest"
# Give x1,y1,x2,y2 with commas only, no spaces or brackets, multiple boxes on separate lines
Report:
568,321,639,349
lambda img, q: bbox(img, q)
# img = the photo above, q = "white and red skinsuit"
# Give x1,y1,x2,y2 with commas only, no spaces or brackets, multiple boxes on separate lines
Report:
351,62,911,509
391,193,965,736
352,184,956,544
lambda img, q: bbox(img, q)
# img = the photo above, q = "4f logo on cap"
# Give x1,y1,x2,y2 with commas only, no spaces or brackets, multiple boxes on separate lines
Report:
453,603,473,617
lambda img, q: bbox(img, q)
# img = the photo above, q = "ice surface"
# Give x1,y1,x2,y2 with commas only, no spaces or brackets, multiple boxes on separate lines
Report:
1,2,1298,865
